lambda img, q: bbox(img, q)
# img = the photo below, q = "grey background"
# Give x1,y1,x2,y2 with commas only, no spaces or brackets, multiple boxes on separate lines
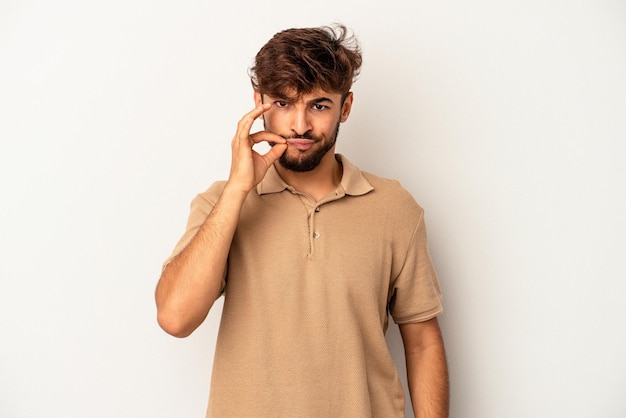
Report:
1,0,625,417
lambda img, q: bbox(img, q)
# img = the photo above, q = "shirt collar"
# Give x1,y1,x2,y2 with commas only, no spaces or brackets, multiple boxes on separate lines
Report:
256,154,374,197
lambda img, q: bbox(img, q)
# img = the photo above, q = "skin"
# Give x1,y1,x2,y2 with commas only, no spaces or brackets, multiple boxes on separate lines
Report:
155,89,449,417
254,89,352,201
155,103,287,337
400,319,450,417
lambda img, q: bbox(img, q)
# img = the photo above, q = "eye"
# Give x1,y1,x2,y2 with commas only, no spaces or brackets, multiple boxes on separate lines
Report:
312,103,327,111
274,101,288,108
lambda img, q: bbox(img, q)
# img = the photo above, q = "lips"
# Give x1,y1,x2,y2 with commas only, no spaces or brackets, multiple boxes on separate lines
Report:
286,139,315,151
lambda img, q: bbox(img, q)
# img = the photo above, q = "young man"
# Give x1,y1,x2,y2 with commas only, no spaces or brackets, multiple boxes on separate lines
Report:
156,25,449,417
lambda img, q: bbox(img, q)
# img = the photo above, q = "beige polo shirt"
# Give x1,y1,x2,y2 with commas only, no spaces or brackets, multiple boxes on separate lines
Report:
165,155,443,417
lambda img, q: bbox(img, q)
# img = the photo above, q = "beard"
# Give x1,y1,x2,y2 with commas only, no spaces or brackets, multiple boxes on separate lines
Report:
275,122,341,172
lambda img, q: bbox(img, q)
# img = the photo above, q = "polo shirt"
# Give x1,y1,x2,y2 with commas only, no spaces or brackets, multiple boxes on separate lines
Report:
165,154,443,417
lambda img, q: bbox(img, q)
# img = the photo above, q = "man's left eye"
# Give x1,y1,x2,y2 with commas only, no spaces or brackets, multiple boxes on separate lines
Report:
312,104,326,111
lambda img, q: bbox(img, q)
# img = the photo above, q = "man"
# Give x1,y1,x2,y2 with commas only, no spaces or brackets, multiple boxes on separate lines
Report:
156,24,449,417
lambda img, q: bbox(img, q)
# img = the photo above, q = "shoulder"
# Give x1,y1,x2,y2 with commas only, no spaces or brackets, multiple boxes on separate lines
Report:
191,180,228,209
360,170,424,216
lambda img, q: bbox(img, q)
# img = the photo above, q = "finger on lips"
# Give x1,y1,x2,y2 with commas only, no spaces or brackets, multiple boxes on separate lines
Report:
248,131,285,144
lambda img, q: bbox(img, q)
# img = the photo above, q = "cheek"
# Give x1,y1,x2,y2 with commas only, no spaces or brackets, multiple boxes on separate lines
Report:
320,116,341,134
262,113,283,133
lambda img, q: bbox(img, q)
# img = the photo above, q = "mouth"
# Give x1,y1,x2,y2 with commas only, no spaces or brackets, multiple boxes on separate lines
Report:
286,139,315,151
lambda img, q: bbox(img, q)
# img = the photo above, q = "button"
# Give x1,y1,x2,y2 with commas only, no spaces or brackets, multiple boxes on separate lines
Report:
315,207,320,212
313,232,320,238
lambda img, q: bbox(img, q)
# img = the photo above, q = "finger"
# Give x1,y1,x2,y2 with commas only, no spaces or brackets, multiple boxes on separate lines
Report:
236,103,272,140
249,131,286,145
263,143,288,165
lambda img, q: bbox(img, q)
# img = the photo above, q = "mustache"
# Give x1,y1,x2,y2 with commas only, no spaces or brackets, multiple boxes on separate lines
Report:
281,133,316,140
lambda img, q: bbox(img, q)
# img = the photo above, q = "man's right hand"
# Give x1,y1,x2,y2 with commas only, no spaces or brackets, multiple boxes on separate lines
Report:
156,104,287,338
227,103,287,194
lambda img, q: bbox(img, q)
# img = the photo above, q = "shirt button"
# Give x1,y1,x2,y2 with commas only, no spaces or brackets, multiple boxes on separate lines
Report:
313,232,320,238
315,207,320,212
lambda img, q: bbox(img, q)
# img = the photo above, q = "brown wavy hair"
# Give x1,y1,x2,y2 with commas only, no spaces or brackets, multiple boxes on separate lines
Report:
250,24,362,100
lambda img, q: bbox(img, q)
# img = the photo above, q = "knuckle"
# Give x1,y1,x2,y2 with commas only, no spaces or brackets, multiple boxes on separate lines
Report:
239,114,254,125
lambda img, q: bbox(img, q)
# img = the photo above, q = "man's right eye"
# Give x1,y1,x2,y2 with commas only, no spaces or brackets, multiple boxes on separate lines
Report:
274,101,288,108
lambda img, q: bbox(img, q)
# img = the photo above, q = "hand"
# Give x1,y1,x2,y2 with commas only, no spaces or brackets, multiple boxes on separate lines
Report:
227,103,287,194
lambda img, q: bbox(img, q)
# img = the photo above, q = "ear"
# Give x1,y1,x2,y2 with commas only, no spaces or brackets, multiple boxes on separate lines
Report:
254,91,263,107
340,92,354,123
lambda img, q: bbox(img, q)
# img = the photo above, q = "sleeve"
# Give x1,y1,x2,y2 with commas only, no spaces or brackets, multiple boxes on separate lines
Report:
161,181,226,270
389,210,443,324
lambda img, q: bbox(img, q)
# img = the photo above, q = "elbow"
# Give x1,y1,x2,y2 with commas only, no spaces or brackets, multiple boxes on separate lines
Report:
156,306,197,338
154,271,219,338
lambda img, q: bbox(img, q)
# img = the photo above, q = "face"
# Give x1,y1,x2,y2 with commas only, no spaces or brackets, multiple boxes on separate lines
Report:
254,89,353,172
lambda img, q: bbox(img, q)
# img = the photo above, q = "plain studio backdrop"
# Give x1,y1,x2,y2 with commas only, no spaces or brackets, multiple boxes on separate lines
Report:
1,1,625,417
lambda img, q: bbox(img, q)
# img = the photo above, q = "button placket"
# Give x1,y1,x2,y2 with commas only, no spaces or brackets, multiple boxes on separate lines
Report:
312,206,322,239
309,205,323,256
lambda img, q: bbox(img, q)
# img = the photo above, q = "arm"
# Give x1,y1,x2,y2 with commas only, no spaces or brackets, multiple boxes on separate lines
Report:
399,318,449,418
155,103,286,338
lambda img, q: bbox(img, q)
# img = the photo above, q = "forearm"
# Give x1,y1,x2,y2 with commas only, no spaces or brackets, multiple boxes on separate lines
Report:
156,103,286,337
400,320,449,418
406,342,448,417
155,184,248,337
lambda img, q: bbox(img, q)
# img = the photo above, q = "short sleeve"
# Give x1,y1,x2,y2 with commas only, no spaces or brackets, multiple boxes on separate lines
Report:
389,210,443,324
161,181,226,270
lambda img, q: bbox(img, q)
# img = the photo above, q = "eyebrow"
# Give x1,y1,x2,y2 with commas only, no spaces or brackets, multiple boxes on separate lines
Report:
307,97,335,105
270,94,335,105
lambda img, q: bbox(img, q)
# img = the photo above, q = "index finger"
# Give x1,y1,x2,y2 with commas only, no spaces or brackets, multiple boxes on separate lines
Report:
237,103,272,138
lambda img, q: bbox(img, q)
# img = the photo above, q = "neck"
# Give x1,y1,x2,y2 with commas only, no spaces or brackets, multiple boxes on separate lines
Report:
274,151,342,202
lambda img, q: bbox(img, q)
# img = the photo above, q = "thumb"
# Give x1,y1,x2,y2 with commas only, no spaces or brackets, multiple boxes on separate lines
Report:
263,143,288,166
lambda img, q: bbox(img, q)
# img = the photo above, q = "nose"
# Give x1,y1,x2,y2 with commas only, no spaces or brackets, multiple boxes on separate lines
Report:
291,108,312,137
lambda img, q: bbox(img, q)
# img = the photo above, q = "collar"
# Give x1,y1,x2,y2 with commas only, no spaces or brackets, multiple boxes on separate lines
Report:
256,154,374,197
